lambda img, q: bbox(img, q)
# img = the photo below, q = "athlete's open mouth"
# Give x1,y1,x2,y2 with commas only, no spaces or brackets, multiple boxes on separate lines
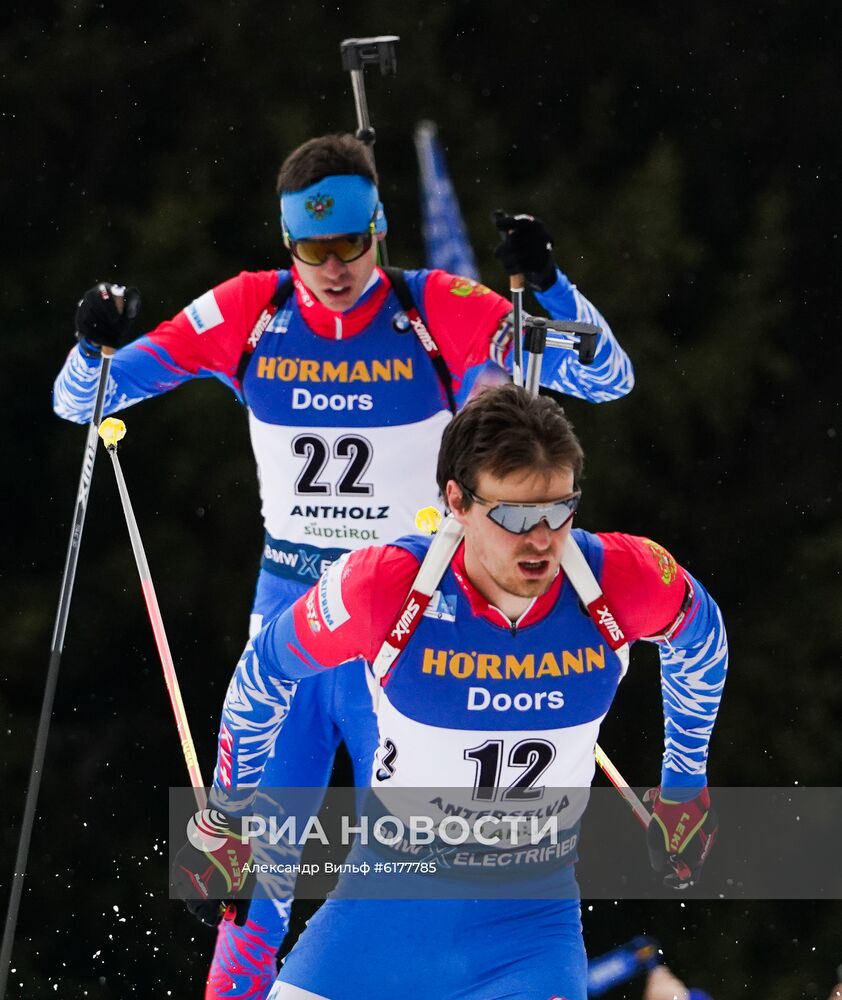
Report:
518,559,549,577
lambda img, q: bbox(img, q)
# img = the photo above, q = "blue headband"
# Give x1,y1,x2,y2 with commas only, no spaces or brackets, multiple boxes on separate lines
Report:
280,174,387,239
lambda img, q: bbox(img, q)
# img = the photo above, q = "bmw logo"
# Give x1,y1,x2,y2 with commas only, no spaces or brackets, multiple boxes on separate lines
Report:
392,311,412,333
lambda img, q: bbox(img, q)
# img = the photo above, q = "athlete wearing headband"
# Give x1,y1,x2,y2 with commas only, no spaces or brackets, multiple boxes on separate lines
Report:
55,132,635,1000
280,173,387,241
188,384,725,1000
280,173,387,312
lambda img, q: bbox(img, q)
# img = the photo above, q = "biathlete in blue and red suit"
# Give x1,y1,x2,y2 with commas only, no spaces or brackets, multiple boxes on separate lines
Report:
175,385,727,1000
53,134,634,997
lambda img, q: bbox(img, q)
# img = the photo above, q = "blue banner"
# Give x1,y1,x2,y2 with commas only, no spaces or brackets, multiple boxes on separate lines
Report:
414,120,480,280
415,121,506,404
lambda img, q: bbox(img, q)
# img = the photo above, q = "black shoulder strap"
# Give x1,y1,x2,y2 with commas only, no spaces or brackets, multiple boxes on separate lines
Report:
271,275,295,308
382,266,457,415
235,274,294,385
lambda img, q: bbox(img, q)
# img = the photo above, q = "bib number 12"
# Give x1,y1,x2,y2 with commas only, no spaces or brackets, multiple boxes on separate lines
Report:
463,738,556,802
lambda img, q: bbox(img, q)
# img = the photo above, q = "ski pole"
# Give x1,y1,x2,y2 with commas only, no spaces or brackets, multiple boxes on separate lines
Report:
98,418,207,811
490,212,526,385
595,743,650,829
587,936,661,996
340,34,399,266
510,273,526,387
0,331,119,999
523,314,546,395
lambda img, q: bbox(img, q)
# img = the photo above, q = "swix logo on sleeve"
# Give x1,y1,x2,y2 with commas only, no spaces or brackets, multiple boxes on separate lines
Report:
184,290,224,333
587,598,626,649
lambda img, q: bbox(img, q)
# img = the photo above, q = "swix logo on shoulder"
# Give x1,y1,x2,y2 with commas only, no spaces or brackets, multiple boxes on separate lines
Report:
409,313,437,354
184,289,224,334
390,591,427,647
247,307,275,349
588,599,626,648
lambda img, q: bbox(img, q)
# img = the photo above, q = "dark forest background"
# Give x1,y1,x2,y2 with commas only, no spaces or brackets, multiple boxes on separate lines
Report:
1,1,841,997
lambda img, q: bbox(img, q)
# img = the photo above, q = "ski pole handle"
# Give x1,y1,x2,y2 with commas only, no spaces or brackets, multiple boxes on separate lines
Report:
100,288,125,358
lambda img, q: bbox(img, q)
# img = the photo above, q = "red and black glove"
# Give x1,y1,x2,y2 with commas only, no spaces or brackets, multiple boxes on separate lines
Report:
171,808,253,927
645,785,718,890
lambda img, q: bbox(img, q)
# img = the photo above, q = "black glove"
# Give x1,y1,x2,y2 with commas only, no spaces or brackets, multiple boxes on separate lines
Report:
492,211,557,292
74,282,141,352
645,785,718,890
172,808,253,927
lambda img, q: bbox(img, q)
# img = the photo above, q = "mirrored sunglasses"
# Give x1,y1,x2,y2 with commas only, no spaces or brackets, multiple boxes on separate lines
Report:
287,232,373,266
461,484,581,535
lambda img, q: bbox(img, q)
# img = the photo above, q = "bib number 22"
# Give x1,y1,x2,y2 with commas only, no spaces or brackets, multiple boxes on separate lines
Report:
292,433,373,496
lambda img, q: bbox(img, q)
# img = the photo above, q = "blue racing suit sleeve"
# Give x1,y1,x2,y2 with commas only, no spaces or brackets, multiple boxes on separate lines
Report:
51,336,223,423
527,267,635,401
403,265,632,405
210,607,325,813
652,574,728,798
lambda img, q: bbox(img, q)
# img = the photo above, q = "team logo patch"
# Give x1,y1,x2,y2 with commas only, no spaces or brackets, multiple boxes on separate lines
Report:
304,192,334,220
422,590,457,623
392,310,412,333
267,307,292,334
316,553,351,631
184,289,224,333
643,539,678,585
448,276,491,298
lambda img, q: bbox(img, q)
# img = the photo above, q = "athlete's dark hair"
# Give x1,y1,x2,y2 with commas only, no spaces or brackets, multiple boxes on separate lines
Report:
276,134,378,194
436,384,584,507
